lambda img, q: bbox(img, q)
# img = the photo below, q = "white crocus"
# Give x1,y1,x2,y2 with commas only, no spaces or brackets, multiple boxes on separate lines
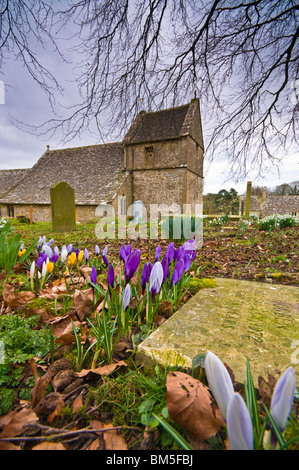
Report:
227,393,254,450
204,351,235,420
270,367,296,431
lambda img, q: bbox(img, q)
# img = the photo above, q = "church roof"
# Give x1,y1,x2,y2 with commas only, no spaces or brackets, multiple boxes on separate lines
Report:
0,143,126,205
123,98,202,145
0,169,30,199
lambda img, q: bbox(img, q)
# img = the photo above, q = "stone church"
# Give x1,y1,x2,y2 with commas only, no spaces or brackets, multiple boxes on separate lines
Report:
0,98,204,223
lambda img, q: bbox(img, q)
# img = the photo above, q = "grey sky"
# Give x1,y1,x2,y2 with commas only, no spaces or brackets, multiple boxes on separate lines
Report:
0,15,297,195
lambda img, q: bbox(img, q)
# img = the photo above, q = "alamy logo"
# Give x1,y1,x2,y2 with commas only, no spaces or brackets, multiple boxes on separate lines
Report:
0,80,4,105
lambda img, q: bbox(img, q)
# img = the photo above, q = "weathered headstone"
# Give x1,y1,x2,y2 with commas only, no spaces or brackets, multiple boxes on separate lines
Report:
136,278,299,385
244,181,252,220
50,182,76,232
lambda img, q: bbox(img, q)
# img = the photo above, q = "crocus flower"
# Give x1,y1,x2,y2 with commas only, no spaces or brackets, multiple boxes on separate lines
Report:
47,238,54,247
171,258,185,285
68,252,76,266
41,261,47,279
161,256,170,283
141,263,150,294
53,246,59,256
77,250,84,263
166,242,175,262
95,245,100,256
84,248,89,262
18,248,26,258
183,253,191,272
183,239,196,253
37,236,46,250
102,246,109,265
107,264,115,288
155,245,161,262
67,244,73,254
42,244,53,259
270,367,296,432
174,246,185,261
90,265,97,285
61,247,68,263
204,351,234,420
75,248,80,256
227,393,254,450
124,249,141,284
122,284,131,310
50,253,59,263
47,262,54,274
30,261,35,279
149,261,164,297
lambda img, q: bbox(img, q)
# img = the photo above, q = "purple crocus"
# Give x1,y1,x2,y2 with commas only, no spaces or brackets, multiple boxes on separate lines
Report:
174,246,185,261
90,265,97,285
149,262,164,297
155,245,161,262
67,244,73,254
50,253,59,264
107,264,115,288
122,284,131,310
141,263,150,294
84,248,89,262
161,255,170,283
270,367,296,432
171,258,185,285
124,249,141,284
183,253,191,272
166,242,175,262
227,393,254,450
102,246,109,265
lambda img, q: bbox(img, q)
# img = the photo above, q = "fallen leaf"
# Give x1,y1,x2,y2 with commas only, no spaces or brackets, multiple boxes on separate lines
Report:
3,284,35,309
72,394,84,412
102,423,128,450
78,361,127,379
73,288,94,320
166,371,225,440
32,442,66,450
0,407,39,438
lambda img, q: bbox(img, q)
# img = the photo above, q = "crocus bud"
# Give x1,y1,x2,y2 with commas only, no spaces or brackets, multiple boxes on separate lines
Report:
102,246,109,265
124,249,141,284
204,351,234,420
270,367,296,432
155,245,161,262
90,265,97,285
227,393,254,450
122,284,131,310
141,263,150,293
149,261,164,297
84,248,89,261
30,261,35,279
107,264,115,288
61,248,68,263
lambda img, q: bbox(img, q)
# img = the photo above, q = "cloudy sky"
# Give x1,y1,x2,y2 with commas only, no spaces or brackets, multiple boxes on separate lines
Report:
0,17,298,196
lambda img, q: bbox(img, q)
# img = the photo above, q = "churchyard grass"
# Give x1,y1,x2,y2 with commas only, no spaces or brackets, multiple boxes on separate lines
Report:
0,216,297,450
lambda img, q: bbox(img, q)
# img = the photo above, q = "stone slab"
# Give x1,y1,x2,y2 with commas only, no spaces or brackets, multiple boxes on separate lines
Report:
136,278,299,385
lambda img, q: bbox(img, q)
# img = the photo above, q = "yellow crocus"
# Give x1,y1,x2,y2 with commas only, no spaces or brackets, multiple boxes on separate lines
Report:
18,248,26,258
77,250,84,263
47,262,54,274
68,252,76,266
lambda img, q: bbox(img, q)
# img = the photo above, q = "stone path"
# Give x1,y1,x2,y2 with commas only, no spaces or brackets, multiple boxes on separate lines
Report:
136,278,299,385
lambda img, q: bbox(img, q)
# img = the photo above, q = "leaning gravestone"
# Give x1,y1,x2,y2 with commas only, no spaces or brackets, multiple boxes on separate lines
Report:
50,182,76,232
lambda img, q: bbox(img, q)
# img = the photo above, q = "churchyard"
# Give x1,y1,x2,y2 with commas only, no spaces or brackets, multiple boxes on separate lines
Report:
0,211,298,451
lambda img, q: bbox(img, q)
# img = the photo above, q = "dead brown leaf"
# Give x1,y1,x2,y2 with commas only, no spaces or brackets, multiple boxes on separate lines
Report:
166,371,225,440
77,361,127,380
73,288,94,321
102,423,128,450
32,442,67,450
3,284,35,309
0,406,39,438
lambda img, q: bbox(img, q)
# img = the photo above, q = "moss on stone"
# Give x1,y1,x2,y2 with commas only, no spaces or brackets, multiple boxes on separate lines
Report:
187,277,217,295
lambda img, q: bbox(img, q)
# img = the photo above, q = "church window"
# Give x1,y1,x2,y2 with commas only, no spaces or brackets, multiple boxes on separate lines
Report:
145,146,154,158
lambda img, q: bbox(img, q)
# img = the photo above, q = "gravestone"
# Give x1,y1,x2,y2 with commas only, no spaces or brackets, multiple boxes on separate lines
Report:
50,182,76,232
244,181,252,220
136,278,299,385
